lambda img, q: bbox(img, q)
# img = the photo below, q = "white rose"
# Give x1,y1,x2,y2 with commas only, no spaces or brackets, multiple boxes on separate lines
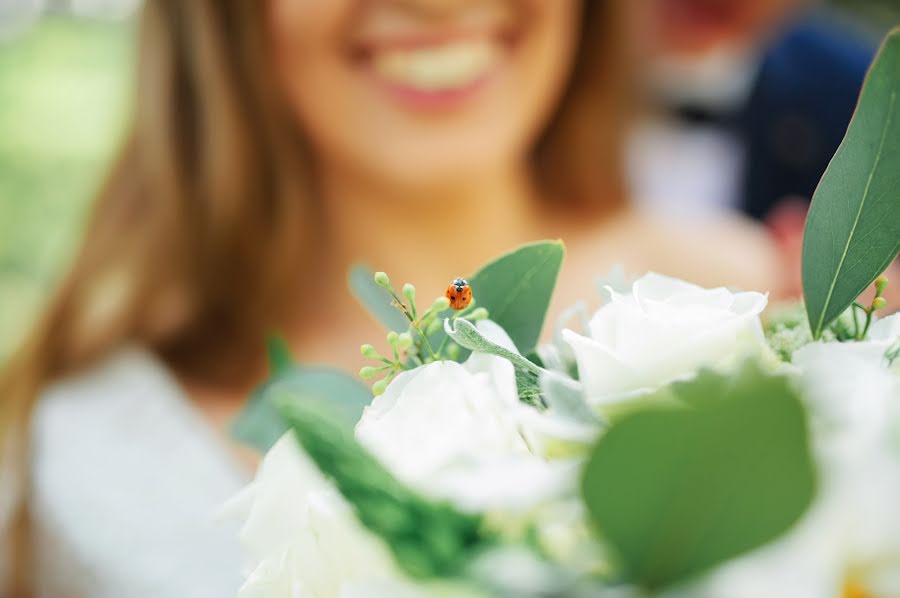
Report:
356,320,577,511
221,435,401,598
561,272,768,405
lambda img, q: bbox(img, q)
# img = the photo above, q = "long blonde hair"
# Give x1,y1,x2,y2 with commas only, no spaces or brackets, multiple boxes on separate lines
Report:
0,0,629,592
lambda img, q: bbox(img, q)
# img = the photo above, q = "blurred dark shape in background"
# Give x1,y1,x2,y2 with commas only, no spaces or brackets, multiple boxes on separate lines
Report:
628,0,880,224
0,0,897,359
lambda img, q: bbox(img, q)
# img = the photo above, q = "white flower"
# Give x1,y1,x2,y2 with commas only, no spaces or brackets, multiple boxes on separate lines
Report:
356,320,577,512
227,321,587,596
561,273,768,405
221,435,401,598
793,320,900,466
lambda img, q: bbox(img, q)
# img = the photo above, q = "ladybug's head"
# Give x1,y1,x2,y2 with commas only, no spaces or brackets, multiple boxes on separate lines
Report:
452,277,468,291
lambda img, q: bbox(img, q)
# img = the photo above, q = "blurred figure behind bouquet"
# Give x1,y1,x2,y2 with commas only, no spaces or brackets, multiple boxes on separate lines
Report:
627,0,874,223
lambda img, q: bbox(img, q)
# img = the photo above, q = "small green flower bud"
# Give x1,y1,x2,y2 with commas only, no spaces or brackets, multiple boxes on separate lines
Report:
402,283,416,303
359,366,379,379
432,296,451,312
424,356,434,364
386,331,400,348
374,271,391,288
875,274,889,296
360,344,380,359
372,378,389,396
446,343,460,360
396,332,413,351
872,297,887,311
466,307,489,321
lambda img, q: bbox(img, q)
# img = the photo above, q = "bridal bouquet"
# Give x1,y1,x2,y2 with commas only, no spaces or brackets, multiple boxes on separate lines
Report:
223,31,900,598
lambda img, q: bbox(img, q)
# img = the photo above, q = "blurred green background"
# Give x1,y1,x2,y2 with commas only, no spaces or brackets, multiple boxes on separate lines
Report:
0,3,898,361
0,17,132,358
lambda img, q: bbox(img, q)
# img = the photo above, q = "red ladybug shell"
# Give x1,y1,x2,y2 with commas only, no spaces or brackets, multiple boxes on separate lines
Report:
446,278,473,310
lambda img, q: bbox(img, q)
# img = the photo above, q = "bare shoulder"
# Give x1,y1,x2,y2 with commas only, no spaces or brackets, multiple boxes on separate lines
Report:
560,209,781,298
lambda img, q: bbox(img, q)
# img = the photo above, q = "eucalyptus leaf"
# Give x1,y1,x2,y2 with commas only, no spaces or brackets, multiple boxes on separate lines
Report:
803,28,900,339
232,365,372,453
350,241,565,363
429,240,566,363
349,264,410,332
581,362,816,590
467,240,565,356
274,396,494,580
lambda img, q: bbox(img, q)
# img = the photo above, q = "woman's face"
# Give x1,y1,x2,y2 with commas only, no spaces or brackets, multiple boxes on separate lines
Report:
267,0,580,188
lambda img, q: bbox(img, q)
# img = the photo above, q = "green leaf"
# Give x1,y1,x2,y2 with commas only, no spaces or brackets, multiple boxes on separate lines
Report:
581,362,816,590
349,264,410,332
232,365,372,453
467,240,565,356
265,335,296,375
350,241,565,364
274,396,495,580
802,29,900,339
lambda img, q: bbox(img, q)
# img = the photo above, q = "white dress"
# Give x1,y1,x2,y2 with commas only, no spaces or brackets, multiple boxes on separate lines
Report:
29,346,249,598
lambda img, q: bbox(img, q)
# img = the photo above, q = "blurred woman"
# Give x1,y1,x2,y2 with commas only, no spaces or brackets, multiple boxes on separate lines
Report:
0,1,777,596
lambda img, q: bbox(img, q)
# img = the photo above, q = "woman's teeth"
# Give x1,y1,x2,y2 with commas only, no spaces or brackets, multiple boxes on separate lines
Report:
372,39,500,92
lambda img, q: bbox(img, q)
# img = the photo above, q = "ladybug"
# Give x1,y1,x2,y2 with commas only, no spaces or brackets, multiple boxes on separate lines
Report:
445,277,473,310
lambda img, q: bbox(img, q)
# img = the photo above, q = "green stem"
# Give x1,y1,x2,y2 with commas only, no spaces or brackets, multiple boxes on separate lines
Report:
388,290,415,323
861,307,875,340
852,302,868,340
414,327,439,361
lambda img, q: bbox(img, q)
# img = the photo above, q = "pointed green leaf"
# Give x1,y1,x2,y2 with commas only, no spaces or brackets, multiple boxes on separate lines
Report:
467,240,565,356
427,240,567,362
350,241,565,363
581,362,816,590
802,29,900,338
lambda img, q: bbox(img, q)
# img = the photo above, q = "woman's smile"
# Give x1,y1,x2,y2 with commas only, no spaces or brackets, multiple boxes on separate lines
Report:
269,0,578,183
363,35,504,108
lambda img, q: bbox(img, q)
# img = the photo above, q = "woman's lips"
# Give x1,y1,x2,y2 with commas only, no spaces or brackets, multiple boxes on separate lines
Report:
354,35,506,108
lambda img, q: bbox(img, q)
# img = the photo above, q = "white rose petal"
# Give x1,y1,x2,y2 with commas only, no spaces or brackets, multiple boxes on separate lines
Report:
228,435,400,598
355,359,528,486
562,272,768,405
355,320,578,511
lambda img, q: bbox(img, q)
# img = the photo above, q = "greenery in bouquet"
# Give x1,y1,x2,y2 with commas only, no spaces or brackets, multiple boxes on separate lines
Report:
222,29,900,598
